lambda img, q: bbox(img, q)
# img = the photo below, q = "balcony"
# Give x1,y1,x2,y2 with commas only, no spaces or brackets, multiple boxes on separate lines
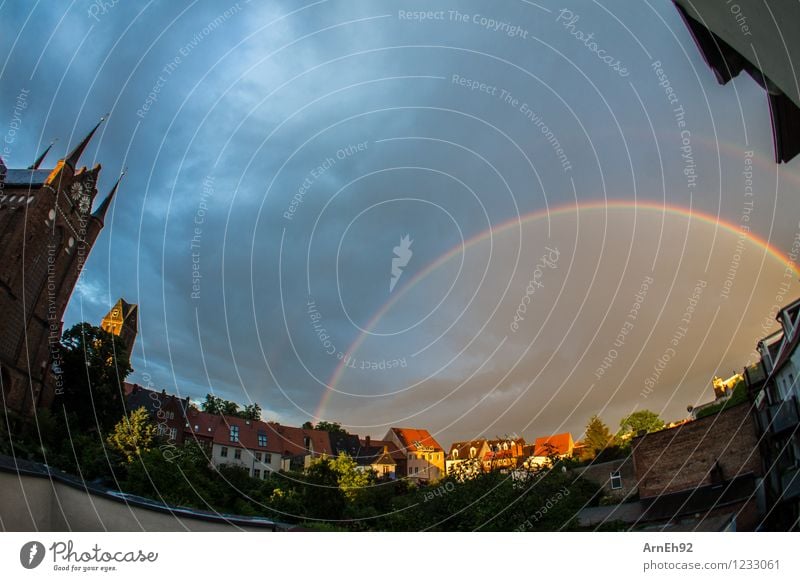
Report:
780,466,800,502
769,397,800,435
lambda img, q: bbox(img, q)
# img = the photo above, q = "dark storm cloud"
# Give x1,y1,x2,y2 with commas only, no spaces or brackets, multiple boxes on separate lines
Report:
3,0,800,446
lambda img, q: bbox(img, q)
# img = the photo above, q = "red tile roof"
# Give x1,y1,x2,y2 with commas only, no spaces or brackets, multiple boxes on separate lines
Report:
533,433,574,456
265,423,334,459
184,409,219,442
448,439,489,460
184,410,284,453
389,427,444,452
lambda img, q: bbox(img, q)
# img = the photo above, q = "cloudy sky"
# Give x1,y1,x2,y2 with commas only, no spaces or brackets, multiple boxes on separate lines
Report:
3,0,800,446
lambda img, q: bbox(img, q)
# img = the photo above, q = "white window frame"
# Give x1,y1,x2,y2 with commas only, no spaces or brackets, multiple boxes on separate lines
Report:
610,470,622,490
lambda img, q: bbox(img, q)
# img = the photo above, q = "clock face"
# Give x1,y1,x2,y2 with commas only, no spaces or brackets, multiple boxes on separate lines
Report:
69,179,93,213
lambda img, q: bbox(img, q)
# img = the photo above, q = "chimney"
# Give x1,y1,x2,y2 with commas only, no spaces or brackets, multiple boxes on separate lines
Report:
365,435,371,448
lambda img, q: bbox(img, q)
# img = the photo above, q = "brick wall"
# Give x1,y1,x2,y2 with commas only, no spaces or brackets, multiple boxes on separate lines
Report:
633,403,761,498
575,456,637,500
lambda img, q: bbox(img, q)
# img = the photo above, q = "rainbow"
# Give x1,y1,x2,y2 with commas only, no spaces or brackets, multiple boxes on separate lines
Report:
313,199,799,421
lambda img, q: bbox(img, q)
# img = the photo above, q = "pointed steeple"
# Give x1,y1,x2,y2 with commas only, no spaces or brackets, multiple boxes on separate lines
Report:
92,168,124,222
28,139,57,170
65,116,106,169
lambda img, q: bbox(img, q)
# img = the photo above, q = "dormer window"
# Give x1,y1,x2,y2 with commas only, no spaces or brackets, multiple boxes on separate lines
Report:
230,425,239,442
452,449,458,459
258,432,267,447
469,447,476,458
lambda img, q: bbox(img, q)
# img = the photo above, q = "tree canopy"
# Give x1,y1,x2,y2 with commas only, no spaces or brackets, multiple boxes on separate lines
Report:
106,406,157,463
584,414,614,455
56,322,133,432
201,394,261,420
618,410,665,438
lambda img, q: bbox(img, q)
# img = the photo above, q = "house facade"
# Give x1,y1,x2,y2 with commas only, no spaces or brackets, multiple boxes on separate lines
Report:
385,427,445,483
356,437,400,479
484,438,526,471
446,439,490,477
746,297,800,529
123,382,189,445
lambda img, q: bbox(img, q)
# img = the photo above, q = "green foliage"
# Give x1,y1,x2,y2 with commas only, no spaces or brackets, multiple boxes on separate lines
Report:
56,322,132,433
584,414,614,456
302,459,346,520
617,409,665,440
201,394,261,420
330,453,373,500
106,407,157,463
378,464,600,531
312,421,348,434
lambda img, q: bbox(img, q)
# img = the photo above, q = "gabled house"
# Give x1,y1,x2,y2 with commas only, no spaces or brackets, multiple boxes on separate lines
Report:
211,415,283,478
266,423,334,471
355,437,400,479
384,427,445,483
525,433,574,467
446,439,489,478
183,410,282,478
123,382,190,445
745,296,800,529
484,437,526,471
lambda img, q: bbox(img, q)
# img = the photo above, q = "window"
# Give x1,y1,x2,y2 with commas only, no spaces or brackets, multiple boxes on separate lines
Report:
220,446,228,458
452,449,458,459
169,427,177,441
264,453,272,464
230,425,239,442
254,469,261,479
469,447,476,458
234,449,242,460
258,432,267,447
610,470,622,490
255,452,262,462
414,467,419,474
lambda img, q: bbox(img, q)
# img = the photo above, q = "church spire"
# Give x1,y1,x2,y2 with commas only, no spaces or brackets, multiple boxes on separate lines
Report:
92,168,124,223
28,139,57,170
65,116,105,169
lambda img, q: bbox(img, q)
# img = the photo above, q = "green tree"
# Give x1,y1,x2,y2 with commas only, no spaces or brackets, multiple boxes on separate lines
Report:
584,415,614,456
56,323,132,433
201,394,250,418
241,403,262,420
313,421,347,434
201,394,222,414
302,458,346,519
107,407,157,463
617,410,665,440
330,453,372,500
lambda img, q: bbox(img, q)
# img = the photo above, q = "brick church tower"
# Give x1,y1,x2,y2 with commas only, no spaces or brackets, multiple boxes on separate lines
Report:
100,298,138,362
0,119,122,416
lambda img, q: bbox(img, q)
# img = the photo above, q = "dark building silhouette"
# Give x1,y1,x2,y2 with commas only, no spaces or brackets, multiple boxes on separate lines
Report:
0,119,121,415
673,0,800,163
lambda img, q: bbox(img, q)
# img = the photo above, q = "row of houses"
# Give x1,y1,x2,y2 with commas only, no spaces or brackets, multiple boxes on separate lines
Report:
123,382,451,483
124,380,579,486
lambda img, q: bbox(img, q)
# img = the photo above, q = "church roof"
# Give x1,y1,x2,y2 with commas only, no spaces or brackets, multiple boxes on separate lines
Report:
2,168,51,188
